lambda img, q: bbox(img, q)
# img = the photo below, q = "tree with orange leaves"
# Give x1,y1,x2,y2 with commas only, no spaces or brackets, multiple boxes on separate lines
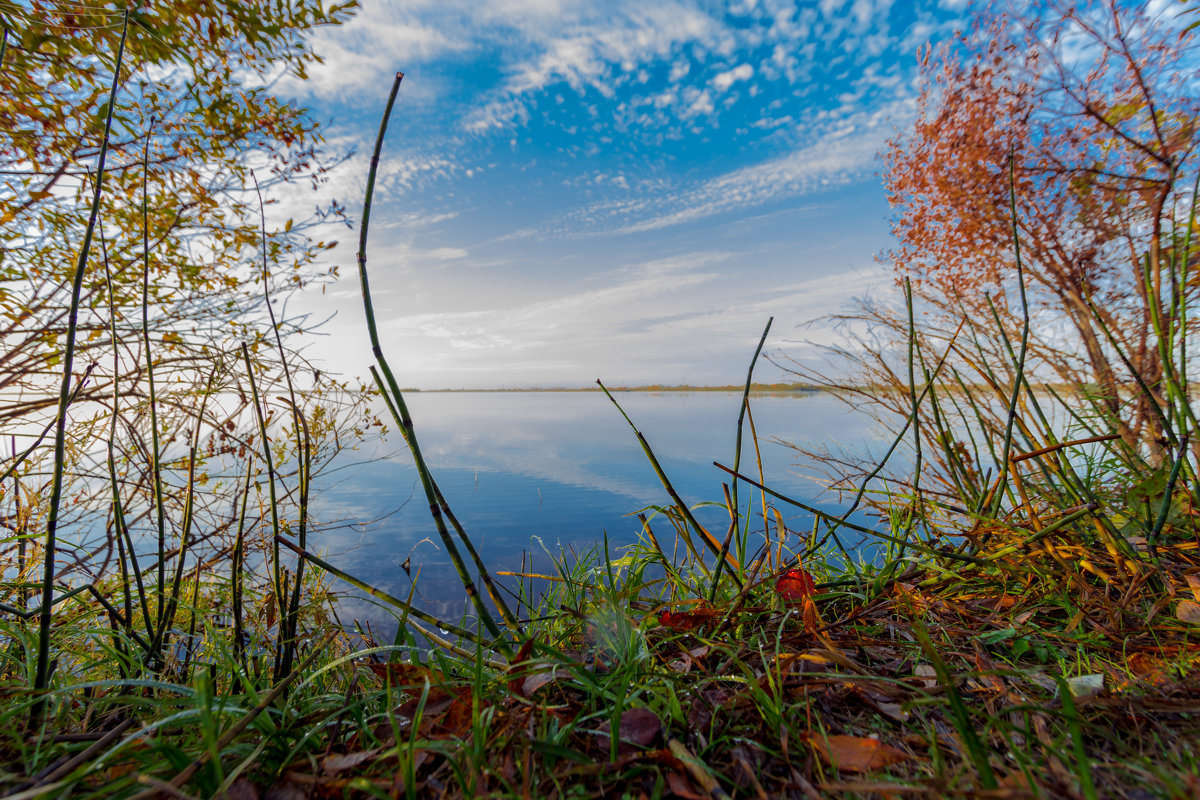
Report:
883,1,1199,452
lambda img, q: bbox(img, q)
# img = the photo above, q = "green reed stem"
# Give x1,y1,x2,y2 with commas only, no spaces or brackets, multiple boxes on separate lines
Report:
356,73,507,649
34,10,129,715
152,373,213,663
597,380,742,588
1148,435,1189,561
251,171,310,681
988,152,1031,520
232,460,253,674
240,343,284,615
284,400,310,680
276,537,488,647
369,367,520,631
712,463,1006,569
824,316,966,561
139,116,168,642
100,227,153,646
730,317,772,564
903,279,923,549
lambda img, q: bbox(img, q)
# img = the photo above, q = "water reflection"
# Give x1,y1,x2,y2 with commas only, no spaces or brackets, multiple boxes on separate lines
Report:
311,391,887,631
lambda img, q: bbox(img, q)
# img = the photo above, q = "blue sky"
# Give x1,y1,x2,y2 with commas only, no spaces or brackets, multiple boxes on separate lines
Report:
278,0,971,388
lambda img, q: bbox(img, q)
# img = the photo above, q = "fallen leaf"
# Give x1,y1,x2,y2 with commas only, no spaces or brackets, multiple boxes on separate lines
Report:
775,568,816,602
802,596,823,632
510,637,537,666
263,781,306,800
439,692,479,737
1185,574,1200,602
1177,599,1200,626
618,707,662,748
809,734,912,772
876,701,910,722
1065,673,1104,697
666,771,705,800
323,749,380,773
669,644,710,674
912,664,937,689
659,607,720,631
365,661,441,687
1116,652,1171,689
521,666,565,696
225,777,260,800
1024,672,1058,693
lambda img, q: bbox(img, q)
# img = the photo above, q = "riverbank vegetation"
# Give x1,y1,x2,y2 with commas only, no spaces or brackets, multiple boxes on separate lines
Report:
411,383,823,394
3,1,1200,798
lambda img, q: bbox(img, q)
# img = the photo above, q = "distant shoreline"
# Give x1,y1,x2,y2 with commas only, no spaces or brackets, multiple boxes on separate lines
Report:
402,383,827,394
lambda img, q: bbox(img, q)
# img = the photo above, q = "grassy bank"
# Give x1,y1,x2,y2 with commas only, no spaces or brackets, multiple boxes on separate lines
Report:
3,403,1198,798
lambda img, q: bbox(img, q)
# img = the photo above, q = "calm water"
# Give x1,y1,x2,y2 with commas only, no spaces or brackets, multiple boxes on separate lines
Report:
310,390,890,632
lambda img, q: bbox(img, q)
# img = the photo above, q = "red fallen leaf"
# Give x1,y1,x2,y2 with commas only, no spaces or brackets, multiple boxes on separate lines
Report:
775,568,816,602
659,607,720,631
507,638,538,694
809,734,913,772
666,771,706,800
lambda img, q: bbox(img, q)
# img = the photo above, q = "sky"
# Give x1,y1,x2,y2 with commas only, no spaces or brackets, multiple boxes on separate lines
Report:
274,0,973,389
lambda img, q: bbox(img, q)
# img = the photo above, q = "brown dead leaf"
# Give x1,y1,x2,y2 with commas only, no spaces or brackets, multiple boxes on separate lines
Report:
225,777,260,800
521,666,565,696
1185,574,1200,602
809,734,913,773
263,781,306,800
669,645,710,674
912,664,937,689
802,596,824,632
1178,599,1200,626
323,749,381,773
439,692,479,737
619,707,662,748
666,771,705,800
598,707,663,753
365,661,442,687
1114,652,1171,690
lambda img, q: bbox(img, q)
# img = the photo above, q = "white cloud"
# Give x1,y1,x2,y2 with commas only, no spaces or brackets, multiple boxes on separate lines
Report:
464,2,718,132
712,63,753,91
426,247,468,260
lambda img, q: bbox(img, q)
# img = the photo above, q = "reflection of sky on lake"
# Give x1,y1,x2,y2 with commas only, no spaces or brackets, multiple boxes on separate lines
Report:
309,391,889,631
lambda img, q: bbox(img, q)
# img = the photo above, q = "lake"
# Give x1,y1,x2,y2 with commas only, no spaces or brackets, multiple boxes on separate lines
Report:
311,390,892,634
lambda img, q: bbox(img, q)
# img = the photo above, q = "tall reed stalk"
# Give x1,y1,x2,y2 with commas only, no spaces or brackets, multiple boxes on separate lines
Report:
33,11,129,717
250,171,310,681
352,72,510,652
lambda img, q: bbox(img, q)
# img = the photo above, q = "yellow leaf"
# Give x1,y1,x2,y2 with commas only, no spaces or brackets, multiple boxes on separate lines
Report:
1184,574,1200,602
